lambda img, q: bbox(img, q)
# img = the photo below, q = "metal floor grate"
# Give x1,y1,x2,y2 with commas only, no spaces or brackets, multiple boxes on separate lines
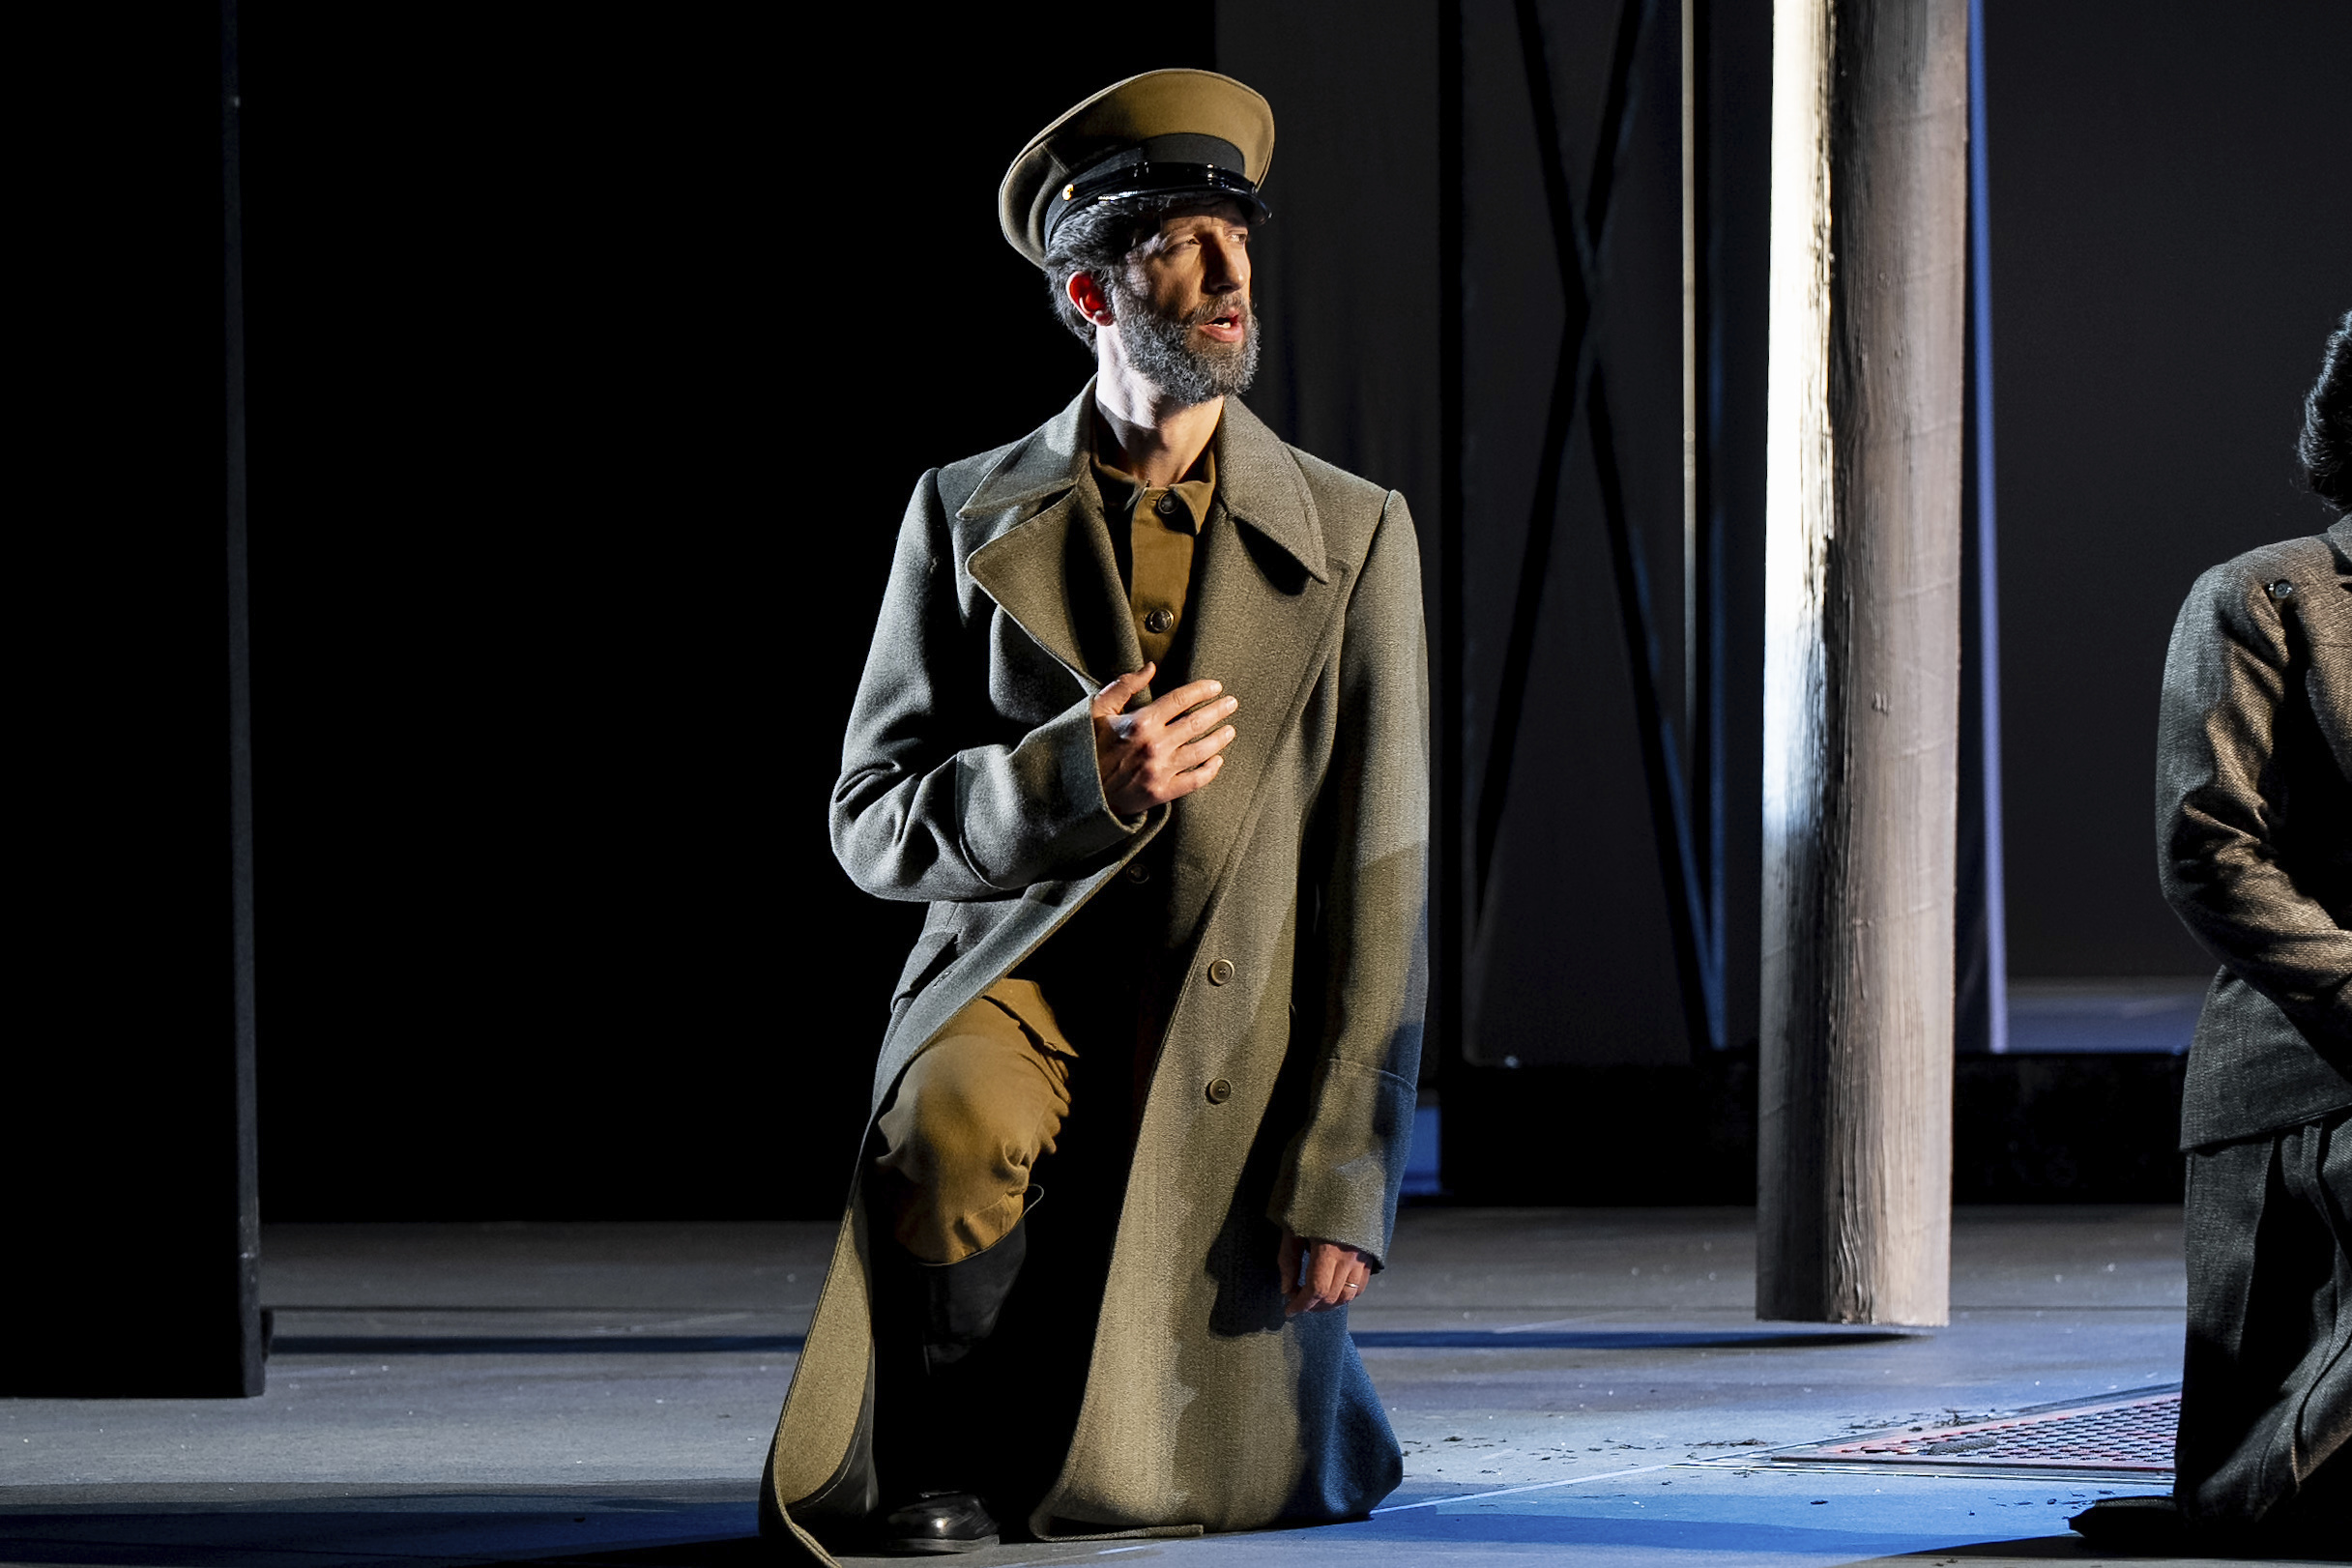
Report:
1777,1390,2179,1472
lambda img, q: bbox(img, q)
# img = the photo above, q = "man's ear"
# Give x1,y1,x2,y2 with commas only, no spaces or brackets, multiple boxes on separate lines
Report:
1066,271,1115,328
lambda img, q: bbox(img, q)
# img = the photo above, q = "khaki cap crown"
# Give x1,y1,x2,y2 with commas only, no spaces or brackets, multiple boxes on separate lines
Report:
999,69,1274,269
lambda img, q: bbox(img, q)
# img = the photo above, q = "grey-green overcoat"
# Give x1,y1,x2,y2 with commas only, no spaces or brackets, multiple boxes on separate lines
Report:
764,386,1429,1561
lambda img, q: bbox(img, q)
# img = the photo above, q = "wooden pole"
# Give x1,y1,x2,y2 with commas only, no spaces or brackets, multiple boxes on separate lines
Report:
1758,0,1968,1326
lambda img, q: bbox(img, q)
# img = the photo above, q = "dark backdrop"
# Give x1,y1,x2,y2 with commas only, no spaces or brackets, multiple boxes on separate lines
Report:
1985,0,2350,979
242,8,1211,1219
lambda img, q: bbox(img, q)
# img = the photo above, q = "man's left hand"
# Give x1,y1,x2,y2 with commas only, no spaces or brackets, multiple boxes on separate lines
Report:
1278,1229,1371,1317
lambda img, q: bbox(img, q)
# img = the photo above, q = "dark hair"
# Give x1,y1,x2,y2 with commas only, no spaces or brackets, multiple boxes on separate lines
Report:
1041,193,1252,347
2302,309,2352,510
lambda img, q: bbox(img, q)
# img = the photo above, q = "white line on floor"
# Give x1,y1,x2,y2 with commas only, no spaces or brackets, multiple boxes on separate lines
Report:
1368,1437,1854,1515
1368,1461,1678,1513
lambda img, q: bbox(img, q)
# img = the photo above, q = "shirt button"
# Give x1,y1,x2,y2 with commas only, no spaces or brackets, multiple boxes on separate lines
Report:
1145,607,1174,635
1205,1077,1234,1104
1155,492,1179,517
1206,958,1235,986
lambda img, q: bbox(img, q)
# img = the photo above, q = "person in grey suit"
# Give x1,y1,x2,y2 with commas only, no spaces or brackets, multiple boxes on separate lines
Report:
2140,310,2351,1547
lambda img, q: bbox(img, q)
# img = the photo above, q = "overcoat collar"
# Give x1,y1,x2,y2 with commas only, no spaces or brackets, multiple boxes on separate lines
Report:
1206,396,1329,585
958,384,1098,525
961,383,1329,570
960,382,1329,690
960,385,1131,685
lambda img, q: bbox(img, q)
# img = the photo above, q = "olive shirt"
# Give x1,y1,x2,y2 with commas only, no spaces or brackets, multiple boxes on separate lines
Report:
1095,438,1216,675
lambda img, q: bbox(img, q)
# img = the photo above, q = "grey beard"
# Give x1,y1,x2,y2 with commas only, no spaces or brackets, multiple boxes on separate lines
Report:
1112,285,1260,406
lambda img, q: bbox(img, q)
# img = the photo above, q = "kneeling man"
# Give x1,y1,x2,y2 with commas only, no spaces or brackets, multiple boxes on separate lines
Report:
763,70,1428,1558
2152,311,2351,1545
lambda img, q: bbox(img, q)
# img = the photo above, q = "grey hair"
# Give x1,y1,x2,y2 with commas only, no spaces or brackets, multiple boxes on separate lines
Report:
1041,195,1182,346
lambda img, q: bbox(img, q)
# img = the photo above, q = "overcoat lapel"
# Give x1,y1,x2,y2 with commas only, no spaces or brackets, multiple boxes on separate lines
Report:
963,386,1143,687
859,385,1162,1098
1150,398,1339,949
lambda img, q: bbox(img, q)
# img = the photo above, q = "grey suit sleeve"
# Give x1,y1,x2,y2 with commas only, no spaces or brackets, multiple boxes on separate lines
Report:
830,473,1143,903
2156,563,2352,1055
1268,492,1432,1269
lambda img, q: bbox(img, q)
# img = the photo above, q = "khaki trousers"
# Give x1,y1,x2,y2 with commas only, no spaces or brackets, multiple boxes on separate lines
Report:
874,979,1075,1264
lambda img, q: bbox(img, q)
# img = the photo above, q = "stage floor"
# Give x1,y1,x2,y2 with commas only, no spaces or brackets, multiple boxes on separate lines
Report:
1,1207,2326,1566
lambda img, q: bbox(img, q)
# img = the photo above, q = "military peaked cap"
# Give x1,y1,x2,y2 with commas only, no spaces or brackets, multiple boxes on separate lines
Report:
999,69,1274,269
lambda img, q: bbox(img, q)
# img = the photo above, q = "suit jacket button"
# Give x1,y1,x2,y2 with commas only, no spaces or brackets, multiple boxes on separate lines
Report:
1145,607,1174,634
1124,860,1151,884
1206,958,1235,985
1205,1077,1234,1104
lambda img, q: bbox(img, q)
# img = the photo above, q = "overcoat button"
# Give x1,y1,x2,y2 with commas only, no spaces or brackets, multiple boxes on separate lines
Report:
1205,1077,1234,1104
1145,607,1174,634
2269,579,2296,600
1206,958,1235,985
1155,492,1179,517
1124,861,1151,884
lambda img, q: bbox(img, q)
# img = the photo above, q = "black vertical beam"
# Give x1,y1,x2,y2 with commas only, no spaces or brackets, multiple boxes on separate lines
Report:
1435,0,1466,1114
1954,0,2009,1055
2,0,263,1397
1694,0,1728,1046
1706,0,1774,1062
224,0,265,1386
1956,286,1991,1052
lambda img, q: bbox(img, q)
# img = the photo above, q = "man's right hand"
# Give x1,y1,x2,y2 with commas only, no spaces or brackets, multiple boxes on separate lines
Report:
1091,664,1238,817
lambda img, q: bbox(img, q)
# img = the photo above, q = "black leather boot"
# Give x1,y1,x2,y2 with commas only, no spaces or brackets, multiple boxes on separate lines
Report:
876,1489,1001,1555
915,1190,1034,1371
871,1190,1042,1554
2068,1495,2182,1550
2071,1493,2352,1559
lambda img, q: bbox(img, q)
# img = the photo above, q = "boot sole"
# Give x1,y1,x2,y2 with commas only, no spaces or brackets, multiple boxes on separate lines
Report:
879,1534,1001,1554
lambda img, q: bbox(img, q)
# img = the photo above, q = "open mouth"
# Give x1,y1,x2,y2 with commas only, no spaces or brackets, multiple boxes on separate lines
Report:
1196,307,1247,344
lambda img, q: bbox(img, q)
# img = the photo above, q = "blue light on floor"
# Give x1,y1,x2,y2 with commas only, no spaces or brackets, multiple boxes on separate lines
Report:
1350,1466,2118,1562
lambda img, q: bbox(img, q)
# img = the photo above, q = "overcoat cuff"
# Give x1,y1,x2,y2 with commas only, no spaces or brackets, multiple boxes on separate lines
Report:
1268,1057,1416,1269
982,694,1143,886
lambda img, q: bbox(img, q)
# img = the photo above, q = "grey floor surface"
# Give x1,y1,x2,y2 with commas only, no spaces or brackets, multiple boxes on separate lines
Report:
1,1208,2326,1566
